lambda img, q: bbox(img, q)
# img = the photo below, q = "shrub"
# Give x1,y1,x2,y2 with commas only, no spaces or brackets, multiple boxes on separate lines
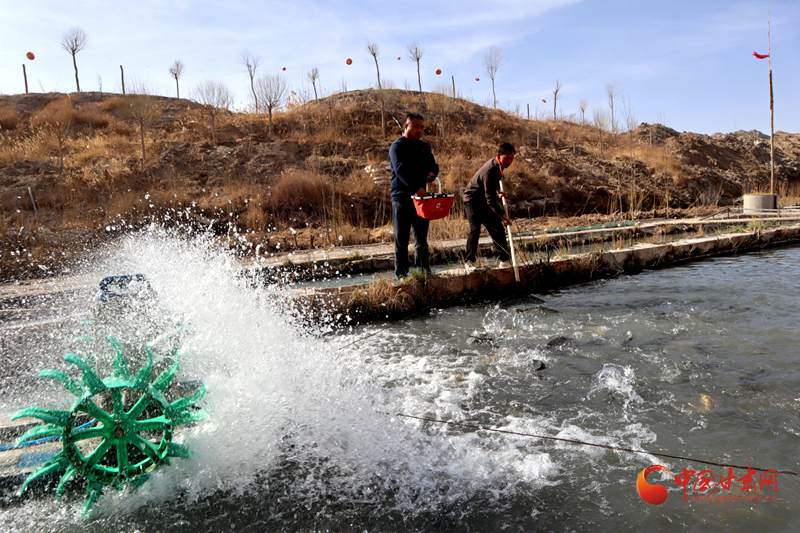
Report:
269,169,331,220
0,109,20,130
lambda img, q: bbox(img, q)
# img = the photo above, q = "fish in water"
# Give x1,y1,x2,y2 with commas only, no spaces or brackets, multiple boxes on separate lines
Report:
688,394,714,413
516,306,560,314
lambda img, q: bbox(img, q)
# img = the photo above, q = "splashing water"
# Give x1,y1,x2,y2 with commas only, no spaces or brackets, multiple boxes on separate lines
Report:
5,229,800,532
1,227,555,531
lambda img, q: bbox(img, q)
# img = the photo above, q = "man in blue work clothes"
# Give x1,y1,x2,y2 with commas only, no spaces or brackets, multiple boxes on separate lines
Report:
389,113,439,278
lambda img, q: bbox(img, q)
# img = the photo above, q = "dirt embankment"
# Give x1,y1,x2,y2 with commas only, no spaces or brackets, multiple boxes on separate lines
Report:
1,90,799,281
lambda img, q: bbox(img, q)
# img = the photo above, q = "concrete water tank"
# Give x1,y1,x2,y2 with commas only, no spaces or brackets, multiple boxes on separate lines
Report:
743,194,777,213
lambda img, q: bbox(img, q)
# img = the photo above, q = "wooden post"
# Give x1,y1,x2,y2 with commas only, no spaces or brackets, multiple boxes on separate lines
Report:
22,64,28,94
527,103,530,120
120,65,125,95
28,187,38,221
451,75,456,98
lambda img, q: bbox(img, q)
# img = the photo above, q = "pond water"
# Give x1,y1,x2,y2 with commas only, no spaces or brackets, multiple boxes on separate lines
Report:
1,229,799,532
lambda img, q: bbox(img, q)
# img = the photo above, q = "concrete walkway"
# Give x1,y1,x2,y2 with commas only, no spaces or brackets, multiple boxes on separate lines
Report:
245,213,800,280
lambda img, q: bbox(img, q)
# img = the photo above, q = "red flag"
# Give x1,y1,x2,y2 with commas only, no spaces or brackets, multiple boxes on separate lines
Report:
753,51,769,59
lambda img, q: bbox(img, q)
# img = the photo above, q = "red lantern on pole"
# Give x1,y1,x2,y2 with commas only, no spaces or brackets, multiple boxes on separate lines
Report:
435,69,442,75
26,52,35,60
346,58,353,65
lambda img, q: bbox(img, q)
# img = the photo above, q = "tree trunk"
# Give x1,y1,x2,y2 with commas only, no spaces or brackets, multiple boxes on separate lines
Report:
492,80,497,109
72,53,80,92
57,131,64,172
211,113,217,145
312,81,318,100
250,78,258,114
139,121,147,167
373,56,381,90
175,78,180,99
416,61,421,92
380,97,385,135
268,107,273,135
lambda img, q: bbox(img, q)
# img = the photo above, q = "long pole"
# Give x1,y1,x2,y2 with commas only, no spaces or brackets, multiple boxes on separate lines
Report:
22,64,28,94
498,180,520,282
768,11,775,195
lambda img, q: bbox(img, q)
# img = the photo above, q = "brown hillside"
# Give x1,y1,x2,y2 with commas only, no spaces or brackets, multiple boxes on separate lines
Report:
1,90,799,281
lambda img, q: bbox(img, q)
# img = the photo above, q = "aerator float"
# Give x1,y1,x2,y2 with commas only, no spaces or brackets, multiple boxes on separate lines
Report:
10,275,206,515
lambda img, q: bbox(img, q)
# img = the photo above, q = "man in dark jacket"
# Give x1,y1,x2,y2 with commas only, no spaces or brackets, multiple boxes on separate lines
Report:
389,113,439,278
462,142,516,270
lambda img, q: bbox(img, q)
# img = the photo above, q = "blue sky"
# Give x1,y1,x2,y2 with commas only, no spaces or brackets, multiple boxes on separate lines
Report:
1,0,797,134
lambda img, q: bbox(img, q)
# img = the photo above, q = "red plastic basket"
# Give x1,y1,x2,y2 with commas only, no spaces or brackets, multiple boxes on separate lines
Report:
411,178,455,220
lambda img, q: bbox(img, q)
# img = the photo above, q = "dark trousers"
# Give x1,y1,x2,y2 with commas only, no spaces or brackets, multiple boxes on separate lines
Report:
392,198,430,277
464,200,510,263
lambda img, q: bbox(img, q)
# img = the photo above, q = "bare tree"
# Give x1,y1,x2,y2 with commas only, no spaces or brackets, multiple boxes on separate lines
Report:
621,96,638,216
367,42,382,90
367,42,387,133
254,74,287,134
578,99,588,125
307,67,319,100
592,107,620,214
240,51,261,113
593,108,608,156
406,40,424,92
606,82,619,137
60,26,88,92
191,81,233,144
483,46,505,109
168,60,185,98
552,80,562,118
119,94,160,168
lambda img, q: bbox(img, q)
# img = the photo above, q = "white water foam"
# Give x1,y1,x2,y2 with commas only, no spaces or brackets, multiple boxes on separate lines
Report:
68,227,557,518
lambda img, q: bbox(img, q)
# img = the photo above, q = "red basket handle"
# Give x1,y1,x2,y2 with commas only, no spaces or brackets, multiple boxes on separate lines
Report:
412,177,442,199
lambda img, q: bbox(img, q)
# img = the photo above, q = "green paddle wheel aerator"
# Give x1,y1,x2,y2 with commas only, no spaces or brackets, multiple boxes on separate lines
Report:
12,336,206,514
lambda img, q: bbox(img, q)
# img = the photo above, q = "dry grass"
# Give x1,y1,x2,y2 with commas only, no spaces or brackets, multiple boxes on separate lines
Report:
0,127,53,163
269,169,331,221
1,88,792,282
428,209,469,242
347,276,415,316
0,109,20,130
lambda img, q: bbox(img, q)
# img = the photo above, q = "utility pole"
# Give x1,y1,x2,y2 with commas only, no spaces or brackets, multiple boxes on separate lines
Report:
768,11,775,195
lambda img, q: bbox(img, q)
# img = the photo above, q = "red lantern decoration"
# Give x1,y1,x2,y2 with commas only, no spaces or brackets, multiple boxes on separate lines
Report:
435,69,442,75
397,57,401,60
475,78,480,81
26,52,35,60
542,99,546,103
346,58,353,65
282,67,286,71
